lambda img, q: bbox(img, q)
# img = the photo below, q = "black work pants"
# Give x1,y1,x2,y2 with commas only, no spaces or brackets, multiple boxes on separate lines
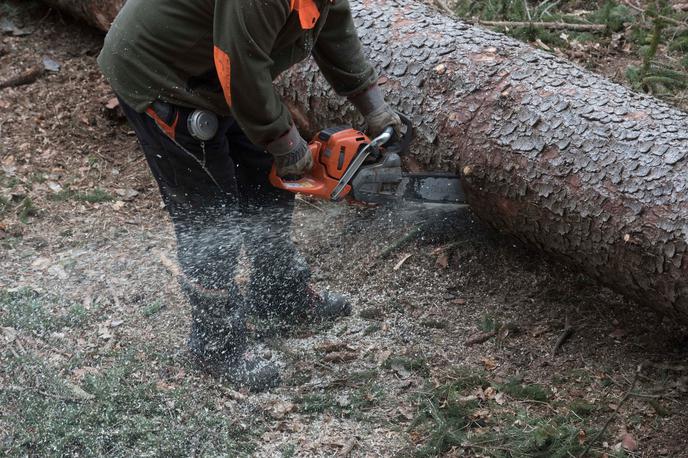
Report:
119,98,310,312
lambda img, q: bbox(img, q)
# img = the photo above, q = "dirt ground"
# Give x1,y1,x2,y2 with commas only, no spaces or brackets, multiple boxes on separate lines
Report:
1,3,687,457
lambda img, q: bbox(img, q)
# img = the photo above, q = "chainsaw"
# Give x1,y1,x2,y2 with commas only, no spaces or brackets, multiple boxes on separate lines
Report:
269,115,466,206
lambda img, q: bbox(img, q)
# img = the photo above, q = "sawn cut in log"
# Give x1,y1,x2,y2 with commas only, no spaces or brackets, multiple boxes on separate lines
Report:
41,0,688,322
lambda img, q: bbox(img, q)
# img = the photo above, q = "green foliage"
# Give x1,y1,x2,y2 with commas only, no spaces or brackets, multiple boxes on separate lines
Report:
453,0,568,23
383,356,430,377
647,399,671,417
479,313,498,333
0,288,89,333
670,34,688,53
0,182,41,220
569,399,597,416
358,307,385,320
412,397,479,456
491,412,592,458
76,188,114,203
30,172,47,184
296,382,384,417
451,0,688,103
498,377,550,402
420,318,448,329
141,300,164,318
50,188,114,203
2,350,258,455
0,194,8,215
297,393,334,413
626,65,643,88
589,1,633,33
348,369,379,384
0,288,54,333
409,367,488,456
18,197,38,223
363,322,382,335
280,443,297,458
409,367,597,457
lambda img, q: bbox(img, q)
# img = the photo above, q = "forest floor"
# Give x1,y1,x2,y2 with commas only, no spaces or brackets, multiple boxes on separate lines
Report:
1,2,688,457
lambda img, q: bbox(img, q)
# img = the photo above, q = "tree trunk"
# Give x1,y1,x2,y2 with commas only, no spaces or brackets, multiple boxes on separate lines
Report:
41,0,688,322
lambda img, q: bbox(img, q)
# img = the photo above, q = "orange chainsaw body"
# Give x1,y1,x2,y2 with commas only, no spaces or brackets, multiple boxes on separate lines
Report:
269,127,370,201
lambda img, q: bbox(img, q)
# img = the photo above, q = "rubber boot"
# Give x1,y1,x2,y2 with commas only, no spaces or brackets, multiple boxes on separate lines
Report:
182,279,280,391
298,286,352,323
248,252,351,323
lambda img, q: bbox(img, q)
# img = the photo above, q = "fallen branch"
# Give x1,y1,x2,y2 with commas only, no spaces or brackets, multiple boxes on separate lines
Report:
466,322,518,346
647,362,688,372
431,240,473,255
620,0,685,26
479,20,607,31
465,330,498,346
158,250,181,277
552,315,574,356
393,253,413,270
378,225,424,259
0,65,44,89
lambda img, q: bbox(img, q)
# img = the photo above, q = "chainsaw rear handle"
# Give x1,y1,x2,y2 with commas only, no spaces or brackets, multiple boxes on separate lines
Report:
268,141,347,200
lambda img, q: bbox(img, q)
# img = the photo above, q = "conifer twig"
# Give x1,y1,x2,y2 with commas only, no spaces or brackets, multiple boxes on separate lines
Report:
0,65,44,89
479,20,606,31
552,314,574,356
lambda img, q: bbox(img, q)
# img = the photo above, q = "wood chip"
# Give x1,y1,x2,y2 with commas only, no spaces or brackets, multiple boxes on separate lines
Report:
337,438,357,457
620,433,638,451
159,250,181,277
393,253,412,270
105,97,120,110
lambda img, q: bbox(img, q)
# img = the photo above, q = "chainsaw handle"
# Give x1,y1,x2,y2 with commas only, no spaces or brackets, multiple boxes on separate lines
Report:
269,142,351,200
269,142,319,185
385,112,414,156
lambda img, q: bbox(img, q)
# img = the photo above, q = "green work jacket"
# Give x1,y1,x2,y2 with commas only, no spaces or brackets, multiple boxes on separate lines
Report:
98,0,377,146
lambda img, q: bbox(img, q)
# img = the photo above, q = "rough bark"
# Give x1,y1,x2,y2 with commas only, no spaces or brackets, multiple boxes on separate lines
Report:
41,0,688,322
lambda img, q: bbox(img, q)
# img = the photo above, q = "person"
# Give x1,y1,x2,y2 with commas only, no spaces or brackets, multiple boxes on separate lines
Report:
98,0,402,391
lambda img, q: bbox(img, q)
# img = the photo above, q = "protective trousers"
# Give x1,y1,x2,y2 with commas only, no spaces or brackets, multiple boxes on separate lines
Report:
119,97,311,356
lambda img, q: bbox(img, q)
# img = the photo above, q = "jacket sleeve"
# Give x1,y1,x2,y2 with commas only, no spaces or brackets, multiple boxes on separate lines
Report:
312,0,378,97
213,0,293,146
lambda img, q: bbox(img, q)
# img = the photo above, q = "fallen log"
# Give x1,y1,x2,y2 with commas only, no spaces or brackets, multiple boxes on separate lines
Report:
40,0,688,322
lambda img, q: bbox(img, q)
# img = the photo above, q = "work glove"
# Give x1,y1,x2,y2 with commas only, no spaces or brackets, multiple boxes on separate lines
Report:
267,124,313,180
349,84,402,138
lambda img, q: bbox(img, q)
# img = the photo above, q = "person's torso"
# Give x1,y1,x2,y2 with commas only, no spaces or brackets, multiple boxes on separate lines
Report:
98,0,333,114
